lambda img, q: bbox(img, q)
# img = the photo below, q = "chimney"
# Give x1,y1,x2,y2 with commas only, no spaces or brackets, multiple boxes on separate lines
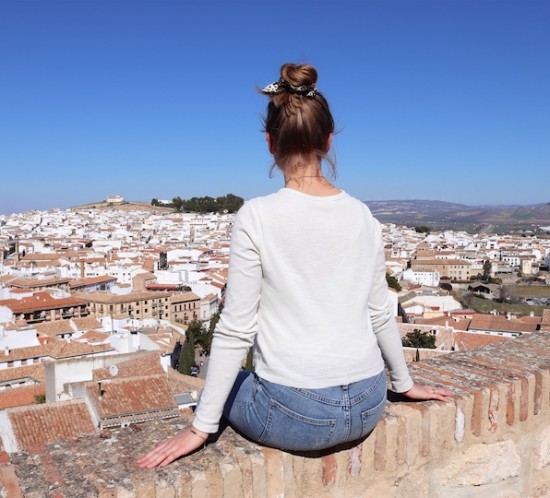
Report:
80,261,85,278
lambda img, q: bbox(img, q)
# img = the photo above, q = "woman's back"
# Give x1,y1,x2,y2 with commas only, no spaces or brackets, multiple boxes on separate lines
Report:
234,188,385,388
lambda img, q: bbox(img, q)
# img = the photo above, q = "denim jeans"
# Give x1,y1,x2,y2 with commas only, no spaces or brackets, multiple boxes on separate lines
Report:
223,370,387,451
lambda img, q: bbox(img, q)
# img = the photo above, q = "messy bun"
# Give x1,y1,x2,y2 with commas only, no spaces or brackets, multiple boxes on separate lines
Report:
281,63,317,88
262,63,335,178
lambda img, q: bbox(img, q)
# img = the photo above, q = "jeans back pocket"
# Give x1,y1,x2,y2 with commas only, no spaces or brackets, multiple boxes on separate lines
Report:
258,398,337,451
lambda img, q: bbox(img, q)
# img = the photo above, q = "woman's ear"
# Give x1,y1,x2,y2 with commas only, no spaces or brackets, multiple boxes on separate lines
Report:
324,133,333,153
266,133,275,154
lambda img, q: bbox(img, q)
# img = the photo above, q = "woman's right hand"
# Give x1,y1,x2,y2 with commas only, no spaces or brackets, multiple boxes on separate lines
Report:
402,384,453,403
137,427,208,469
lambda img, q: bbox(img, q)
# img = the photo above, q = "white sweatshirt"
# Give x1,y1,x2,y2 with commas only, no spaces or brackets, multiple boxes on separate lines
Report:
193,188,413,433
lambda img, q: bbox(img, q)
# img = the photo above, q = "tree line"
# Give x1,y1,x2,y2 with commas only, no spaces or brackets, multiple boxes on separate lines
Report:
152,194,244,213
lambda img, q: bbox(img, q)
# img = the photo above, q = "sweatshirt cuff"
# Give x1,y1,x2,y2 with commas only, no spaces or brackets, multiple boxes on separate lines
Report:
392,375,414,393
191,415,218,435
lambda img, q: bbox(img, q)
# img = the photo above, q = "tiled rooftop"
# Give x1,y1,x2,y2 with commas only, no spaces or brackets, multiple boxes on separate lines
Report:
0,384,45,410
86,375,177,420
0,292,87,313
92,351,163,380
7,400,95,452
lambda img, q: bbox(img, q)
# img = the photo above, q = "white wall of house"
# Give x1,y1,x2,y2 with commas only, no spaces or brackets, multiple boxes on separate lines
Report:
0,306,13,324
0,327,40,350
402,269,440,287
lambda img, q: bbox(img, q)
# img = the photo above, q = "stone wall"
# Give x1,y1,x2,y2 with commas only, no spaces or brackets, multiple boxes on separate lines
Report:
1,332,550,497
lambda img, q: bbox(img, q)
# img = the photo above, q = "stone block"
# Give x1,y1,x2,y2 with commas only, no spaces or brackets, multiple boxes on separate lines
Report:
442,440,520,487
534,425,550,470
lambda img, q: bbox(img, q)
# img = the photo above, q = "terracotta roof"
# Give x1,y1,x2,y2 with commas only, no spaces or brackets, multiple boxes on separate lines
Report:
86,375,177,420
71,316,103,331
73,291,171,304
92,352,163,380
170,292,201,304
453,331,512,351
166,366,205,395
411,259,471,267
68,276,118,289
78,330,109,344
20,254,61,261
0,340,114,363
415,316,472,331
0,364,45,384
0,292,88,313
468,314,540,334
0,384,45,410
8,400,95,452
146,283,179,290
35,320,74,336
7,277,71,289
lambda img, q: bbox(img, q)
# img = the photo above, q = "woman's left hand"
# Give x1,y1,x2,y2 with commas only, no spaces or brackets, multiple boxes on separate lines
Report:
137,427,208,469
402,384,453,403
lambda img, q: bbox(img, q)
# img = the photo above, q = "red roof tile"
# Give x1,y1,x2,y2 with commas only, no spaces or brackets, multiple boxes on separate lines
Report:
8,400,95,452
86,375,176,419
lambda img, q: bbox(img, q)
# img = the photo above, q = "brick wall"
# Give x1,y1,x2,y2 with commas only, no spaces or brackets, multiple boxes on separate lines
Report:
1,332,550,497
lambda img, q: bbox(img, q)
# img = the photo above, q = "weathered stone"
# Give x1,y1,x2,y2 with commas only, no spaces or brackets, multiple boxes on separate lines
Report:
534,425,550,470
454,402,465,443
321,454,336,486
442,440,520,487
347,445,362,477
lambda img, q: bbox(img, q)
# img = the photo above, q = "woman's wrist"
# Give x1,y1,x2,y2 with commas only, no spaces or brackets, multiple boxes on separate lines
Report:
189,426,208,442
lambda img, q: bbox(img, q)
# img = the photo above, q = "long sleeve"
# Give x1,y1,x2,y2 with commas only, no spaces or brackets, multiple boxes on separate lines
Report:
368,222,414,393
192,202,262,433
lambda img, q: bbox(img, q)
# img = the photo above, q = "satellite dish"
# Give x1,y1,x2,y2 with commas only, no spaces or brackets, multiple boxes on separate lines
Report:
109,365,119,377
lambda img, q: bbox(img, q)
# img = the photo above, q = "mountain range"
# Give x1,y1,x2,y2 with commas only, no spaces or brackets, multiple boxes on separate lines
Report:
363,200,550,230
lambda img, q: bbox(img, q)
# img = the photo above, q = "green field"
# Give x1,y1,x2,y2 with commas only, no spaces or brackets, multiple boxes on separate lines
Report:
457,295,546,317
506,284,550,298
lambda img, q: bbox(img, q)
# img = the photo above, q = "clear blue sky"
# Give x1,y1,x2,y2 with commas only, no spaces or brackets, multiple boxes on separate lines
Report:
1,0,549,215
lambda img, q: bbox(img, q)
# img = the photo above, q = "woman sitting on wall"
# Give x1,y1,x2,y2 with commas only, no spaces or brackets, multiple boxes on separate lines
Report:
138,63,451,468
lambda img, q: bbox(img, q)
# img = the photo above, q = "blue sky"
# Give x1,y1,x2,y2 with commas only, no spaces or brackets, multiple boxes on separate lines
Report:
1,0,549,215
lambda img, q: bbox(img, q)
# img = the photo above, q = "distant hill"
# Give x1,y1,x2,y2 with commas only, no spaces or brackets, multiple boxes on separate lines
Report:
70,201,173,214
364,200,550,230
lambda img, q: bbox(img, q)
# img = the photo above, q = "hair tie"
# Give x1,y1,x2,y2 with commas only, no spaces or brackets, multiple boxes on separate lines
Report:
262,79,317,98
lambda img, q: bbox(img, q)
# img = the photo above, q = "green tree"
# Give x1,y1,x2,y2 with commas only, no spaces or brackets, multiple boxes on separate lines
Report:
172,196,184,212
244,347,254,371
178,328,196,375
414,226,431,234
151,198,159,206
482,260,492,281
188,319,208,356
386,272,402,292
402,329,436,349
34,393,46,404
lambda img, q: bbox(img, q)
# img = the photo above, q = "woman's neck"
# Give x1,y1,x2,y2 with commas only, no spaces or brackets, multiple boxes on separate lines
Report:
283,165,340,197
284,169,340,196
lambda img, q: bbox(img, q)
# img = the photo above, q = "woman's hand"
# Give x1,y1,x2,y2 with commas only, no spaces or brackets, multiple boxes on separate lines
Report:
402,384,453,403
137,427,209,469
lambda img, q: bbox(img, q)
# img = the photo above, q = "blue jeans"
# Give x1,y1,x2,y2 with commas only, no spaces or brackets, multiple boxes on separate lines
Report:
223,370,387,451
